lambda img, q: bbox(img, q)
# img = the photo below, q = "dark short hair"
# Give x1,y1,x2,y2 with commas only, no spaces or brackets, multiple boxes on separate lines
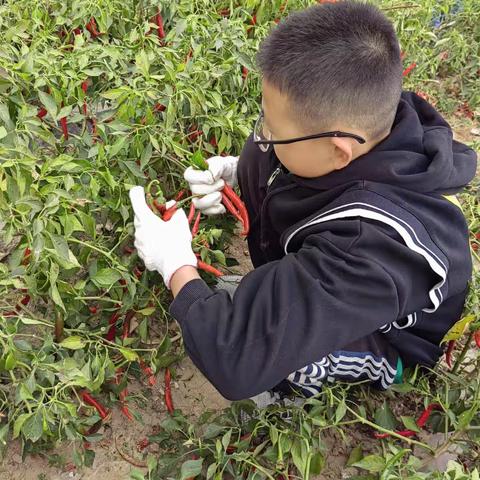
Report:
257,1,403,140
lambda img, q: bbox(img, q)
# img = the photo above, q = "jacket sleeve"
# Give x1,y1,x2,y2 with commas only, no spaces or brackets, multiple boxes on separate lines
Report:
170,221,438,400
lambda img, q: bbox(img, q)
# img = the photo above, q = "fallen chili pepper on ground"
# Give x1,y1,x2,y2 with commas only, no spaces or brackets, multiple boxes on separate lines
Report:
164,368,174,414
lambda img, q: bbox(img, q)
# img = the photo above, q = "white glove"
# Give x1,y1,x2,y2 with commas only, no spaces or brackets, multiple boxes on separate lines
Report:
129,186,197,289
184,155,239,215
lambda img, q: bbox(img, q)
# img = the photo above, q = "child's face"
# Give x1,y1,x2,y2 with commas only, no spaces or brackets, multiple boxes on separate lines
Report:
261,79,368,178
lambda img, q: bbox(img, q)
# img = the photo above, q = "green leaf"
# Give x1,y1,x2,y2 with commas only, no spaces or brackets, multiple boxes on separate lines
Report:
0,126,7,139
91,268,122,288
13,413,32,439
335,400,347,423
221,429,232,451
5,352,16,370
374,401,397,430
310,451,325,475
23,411,43,442
129,469,145,480
400,415,420,433
347,445,363,467
190,150,208,170
180,458,203,480
60,336,86,350
119,347,139,362
353,454,386,473
206,462,217,480
137,307,155,316
38,91,57,118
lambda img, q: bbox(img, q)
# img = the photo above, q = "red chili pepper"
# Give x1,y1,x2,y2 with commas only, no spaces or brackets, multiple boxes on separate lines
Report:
175,190,186,202
475,232,480,240
37,108,48,119
60,116,69,140
188,203,196,225
242,66,249,80
105,311,121,341
192,212,201,236
187,129,203,142
89,305,98,314
140,360,156,386
85,17,101,38
81,391,109,419
152,199,166,215
123,246,134,255
197,260,223,277
445,340,456,368
120,404,134,421
155,9,165,39
20,295,30,306
21,247,31,265
15,295,31,313
162,205,178,221
402,62,417,77
209,136,218,147
474,330,480,348
222,183,250,236
133,266,143,279
221,191,244,224
416,403,442,428
153,103,166,112
164,368,174,414
81,80,88,116
219,8,230,17
73,27,82,35
119,278,127,286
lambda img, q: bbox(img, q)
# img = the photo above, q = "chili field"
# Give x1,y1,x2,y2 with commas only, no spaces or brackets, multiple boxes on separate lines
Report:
0,0,479,479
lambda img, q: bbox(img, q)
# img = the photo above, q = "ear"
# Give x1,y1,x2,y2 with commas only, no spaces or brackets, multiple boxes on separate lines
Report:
331,136,353,170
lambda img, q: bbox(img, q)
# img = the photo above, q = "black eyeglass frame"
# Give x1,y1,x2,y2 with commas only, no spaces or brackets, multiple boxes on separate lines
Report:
253,111,366,149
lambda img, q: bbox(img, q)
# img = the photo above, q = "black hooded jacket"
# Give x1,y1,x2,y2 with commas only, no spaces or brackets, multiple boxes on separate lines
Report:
170,92,477,400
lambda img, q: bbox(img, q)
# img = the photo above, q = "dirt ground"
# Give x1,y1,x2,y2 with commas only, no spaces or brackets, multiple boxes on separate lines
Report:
0,119,478,480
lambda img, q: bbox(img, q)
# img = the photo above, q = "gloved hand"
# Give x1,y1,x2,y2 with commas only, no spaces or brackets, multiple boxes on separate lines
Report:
129,186,197,289
183,155,239,215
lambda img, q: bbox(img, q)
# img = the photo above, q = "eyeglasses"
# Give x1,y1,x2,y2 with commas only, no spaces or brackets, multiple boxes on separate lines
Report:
253,110,366,153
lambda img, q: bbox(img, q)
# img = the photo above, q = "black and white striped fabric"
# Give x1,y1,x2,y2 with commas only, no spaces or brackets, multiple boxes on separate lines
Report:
285,331,400,397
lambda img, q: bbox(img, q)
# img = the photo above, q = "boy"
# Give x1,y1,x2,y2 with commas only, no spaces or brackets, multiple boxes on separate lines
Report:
129,1,477,402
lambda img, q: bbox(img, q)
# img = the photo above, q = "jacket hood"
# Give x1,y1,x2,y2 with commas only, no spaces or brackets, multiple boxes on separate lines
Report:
293,91,477,194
